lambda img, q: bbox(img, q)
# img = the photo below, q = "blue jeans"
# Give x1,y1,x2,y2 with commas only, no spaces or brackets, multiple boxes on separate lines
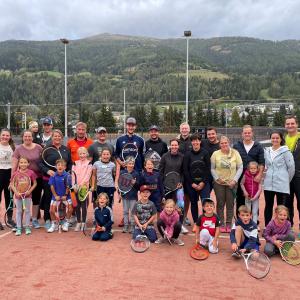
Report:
133,227,157,243
92,230,113,241
187,182,211,223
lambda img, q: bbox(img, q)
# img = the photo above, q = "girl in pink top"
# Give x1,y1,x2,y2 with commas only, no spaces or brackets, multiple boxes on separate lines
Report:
72,147,93,231
155,199,184,246
240,161,262,224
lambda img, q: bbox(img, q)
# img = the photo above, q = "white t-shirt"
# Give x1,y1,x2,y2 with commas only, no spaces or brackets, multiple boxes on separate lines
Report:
0,144,13,169
243,141,254,154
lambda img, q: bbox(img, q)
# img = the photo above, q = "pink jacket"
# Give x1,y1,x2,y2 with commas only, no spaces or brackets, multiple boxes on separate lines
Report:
240,169,261,199
72,159,93,186
159,209,180,237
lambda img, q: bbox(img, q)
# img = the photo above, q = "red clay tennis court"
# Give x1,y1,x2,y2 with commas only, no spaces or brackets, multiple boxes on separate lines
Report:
0,194,299,300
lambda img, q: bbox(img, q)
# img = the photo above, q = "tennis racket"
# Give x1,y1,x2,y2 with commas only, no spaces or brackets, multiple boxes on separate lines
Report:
41,146,63,169
118,172,134,195
144,150,161,170
4,191,16,229
12,173,31,210
190,244,209,260
160,226,172,245
190,160,206,184
130,230,150,253
77,185,91,202
164,171,181,196
121,142,139,162
237,250,271,279
279,241,300,265
57,200,67,233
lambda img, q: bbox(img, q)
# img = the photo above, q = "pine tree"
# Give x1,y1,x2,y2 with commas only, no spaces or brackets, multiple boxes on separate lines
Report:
148,104,160,127
231,108,241,127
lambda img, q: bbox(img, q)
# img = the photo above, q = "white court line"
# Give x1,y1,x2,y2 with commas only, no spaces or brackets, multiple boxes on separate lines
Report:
0,230,12,239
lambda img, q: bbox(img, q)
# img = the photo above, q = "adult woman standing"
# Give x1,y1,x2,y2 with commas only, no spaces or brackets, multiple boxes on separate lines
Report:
12,130,43,228
39,129,71,229
0,128,15,229
264,131,295,227
211,136,243,233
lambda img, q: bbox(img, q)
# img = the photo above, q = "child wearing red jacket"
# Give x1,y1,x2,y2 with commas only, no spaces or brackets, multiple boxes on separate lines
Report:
155,199,184,246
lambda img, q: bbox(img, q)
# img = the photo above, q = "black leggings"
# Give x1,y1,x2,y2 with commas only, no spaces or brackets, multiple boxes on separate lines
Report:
76,200,87,223
157,219,182,239
32,177,43,206
0,169,13,219
40,179,52,222
264,190,289,226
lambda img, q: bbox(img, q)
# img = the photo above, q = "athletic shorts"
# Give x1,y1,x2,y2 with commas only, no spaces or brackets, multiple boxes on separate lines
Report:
241,236,259,251
50,199,72,206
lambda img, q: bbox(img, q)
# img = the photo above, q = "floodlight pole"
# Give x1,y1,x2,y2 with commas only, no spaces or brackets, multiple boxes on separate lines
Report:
123,89,126,134
60,38,69,138
184,31,191,123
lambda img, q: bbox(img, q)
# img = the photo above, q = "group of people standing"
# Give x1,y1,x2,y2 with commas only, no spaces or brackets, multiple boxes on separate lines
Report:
0,115,299,245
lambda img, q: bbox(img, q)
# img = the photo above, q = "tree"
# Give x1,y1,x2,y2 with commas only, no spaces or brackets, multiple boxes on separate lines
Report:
130,105,149,131
98,105,116,132
220,108,226,127
231,108,241,127
148,104,160,127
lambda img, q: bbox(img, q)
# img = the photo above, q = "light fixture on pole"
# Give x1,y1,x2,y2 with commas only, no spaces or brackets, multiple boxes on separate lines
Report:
60,38,69,138
184,30,191,123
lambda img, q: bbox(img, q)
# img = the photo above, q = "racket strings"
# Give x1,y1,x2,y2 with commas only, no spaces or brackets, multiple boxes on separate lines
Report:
247,253,270,278
281,243,300,265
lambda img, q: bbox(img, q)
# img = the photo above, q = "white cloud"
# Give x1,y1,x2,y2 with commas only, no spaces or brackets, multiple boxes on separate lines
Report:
0,0,299,41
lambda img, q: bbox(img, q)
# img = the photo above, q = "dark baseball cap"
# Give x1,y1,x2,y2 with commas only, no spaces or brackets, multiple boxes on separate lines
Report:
149,125,159,131
126,117,136,124
95,126,107,133
140,185,150,192
42,117,53,125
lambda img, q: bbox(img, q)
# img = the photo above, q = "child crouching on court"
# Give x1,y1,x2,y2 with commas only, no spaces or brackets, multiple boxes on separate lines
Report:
263,205,295,257
48,159,73,233
195,198,220,253
155,199,184,246
132,185,157,243
230,205,260,257
92,193,113,241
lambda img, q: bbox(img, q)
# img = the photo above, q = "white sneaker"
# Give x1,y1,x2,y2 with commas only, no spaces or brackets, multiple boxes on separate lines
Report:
173,238,184,246
155,237,166,244
181,225,189,234
81,223,86,231
47,223,56,233
75,223,81,232
62,222,69,232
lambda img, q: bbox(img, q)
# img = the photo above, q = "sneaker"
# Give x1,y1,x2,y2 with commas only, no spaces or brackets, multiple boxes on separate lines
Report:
118,218,124,227
47,223,56,233
155,237,166,244
74,223,81,232
220,226,226,233
32,219,41,229
232,251,241,259
44,220,51,230
184,218,191,226
226,225,231,233
173,238,184,246
181,225,189,234
7,218,17,228
15,228,22,236
62,222,69,232
81,223,86,231
0,223,4,230
25,227,31,235
122,225,129,233
128,225,134,234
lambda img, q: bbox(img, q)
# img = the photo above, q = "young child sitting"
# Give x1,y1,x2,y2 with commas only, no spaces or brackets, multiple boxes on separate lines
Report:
48,159,73,233
263,205,295,257
132,185,157,243
230,205,260,257
92,193,113,241
240,161,262,224
194,198,220,253
155,199,184,246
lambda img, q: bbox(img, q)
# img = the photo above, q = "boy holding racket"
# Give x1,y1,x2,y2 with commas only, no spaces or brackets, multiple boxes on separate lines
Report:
10,157,37,236
48,159,73,233
132,185,157,243
195,198,220,253
230,205,260,257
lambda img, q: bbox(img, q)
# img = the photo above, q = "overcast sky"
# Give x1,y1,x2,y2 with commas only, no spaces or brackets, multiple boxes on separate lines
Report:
0,0,299,41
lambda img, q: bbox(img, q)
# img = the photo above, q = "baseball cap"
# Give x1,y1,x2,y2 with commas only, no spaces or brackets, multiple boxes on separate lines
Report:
140,185,150,192
126,117,136,125
42,117,53,125
149,125,159,131
95,126,107,133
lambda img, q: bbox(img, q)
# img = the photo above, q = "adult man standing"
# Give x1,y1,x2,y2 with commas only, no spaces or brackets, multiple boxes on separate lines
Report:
40,117,53,147
285,116,300,228
67,122,93,162
145,125,168,158
115,117,145,172
233,125,265,216
88,127,114,164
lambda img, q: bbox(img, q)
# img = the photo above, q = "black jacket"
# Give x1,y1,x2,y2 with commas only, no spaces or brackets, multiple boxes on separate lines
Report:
178,135,192,154
159,151,184,180
288,133,300,178
145,138,168,157
233,141,265,170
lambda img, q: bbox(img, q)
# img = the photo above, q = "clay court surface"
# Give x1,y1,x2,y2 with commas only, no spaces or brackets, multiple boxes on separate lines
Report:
0,195,299,300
